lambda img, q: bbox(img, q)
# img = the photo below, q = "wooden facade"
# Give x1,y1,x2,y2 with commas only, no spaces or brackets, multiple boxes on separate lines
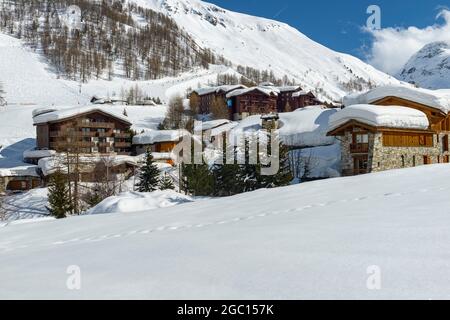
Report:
191,85,321,120
35,110,132,155
277,89,319,112
228,89,278,120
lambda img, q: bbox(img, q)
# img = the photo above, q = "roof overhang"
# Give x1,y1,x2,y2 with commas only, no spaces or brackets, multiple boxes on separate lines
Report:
327,119,434,136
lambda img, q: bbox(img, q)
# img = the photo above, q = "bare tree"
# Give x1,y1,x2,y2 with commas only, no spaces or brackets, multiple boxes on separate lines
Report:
288,148,319,182
210,96,229,120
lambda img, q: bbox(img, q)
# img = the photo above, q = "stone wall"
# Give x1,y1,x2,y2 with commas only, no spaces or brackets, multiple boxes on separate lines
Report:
370,133,440,172
339,129,450,175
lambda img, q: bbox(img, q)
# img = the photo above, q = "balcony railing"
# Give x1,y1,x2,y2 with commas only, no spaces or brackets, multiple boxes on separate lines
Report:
114,132,131,138
350,143,369,153
77,121,115,129
114,142,132,148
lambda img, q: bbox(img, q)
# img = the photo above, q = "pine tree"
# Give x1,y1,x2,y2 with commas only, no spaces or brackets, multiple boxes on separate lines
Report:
258,143,293,188
180,164,215,196
213,163,241,196
46,170,72,219
159,173,175,190
136,149,160,192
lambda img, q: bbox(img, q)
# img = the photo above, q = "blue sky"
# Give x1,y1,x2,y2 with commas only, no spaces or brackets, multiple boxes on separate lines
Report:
206,0,448,61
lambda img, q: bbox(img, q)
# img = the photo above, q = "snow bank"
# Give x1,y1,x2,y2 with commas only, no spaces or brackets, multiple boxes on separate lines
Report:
329,104,430,131
229,106,337,147
33,106,131,125
278,106,338,147
87,190,193,215
4,165,450,298
0,188,50,222
343,85,450,114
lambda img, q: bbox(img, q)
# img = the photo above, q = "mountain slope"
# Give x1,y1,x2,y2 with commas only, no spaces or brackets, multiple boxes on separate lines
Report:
1,164,450,299
397,41,450,89
130,0,402,100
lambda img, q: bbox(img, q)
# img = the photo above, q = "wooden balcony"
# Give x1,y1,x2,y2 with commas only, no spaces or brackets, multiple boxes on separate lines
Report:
77,121,115,129
114,142,132,148
350,143,369,153
98,142,113,148
114,132,131,138
50,131,97,138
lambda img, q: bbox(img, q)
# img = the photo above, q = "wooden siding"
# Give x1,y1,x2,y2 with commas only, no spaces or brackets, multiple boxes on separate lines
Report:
372,96,446,131
382,132,434,147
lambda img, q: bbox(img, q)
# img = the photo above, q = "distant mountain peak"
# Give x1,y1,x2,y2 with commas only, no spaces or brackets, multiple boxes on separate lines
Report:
397,41,450,89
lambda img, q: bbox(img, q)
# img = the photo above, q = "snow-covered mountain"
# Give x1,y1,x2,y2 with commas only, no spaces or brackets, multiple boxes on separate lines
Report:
0,0,403,107
397,41,450,89
129,0,401,100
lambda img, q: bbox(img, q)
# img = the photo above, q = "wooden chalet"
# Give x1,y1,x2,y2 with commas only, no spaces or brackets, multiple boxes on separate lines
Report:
226,87,279,121
328,86,450,176
33,107,133,156
191,85,247,115
277,86,320,112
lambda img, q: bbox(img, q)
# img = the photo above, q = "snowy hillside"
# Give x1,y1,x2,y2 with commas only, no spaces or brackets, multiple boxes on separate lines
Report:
397,41,450,89
130,0,402,101
0,32,240,107
2,164,450,299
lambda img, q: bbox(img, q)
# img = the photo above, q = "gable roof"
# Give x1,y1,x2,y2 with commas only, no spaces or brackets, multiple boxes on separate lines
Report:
343,85,450,114
193,85,247,96
226,86,280,98
328,104,430,135
33,106,132,125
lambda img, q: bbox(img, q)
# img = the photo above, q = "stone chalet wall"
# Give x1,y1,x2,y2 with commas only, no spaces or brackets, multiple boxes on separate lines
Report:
340,129,450,175
370,133,440,172
339,128,450,172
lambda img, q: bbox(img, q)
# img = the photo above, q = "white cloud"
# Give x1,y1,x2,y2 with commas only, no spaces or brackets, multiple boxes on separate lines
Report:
365,10,450,75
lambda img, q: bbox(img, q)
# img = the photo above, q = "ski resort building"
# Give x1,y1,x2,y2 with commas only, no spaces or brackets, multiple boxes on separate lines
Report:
276,86,320,112
190,84,320,120
132,130,191,165
328,86,450,176
32,107,133,157
191,85,247,115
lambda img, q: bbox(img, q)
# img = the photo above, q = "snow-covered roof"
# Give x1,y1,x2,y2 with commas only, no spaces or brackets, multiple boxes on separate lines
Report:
193,85,246,96
194,119,232,131
132,129,190,145
292,90,314,97
23,149,57,159
229,105,338,148
226,86,280,98
343,85,450,114
328,104,430,132
0,164,39,177
33,106,132,125
277,85,302,92
38,154,139,176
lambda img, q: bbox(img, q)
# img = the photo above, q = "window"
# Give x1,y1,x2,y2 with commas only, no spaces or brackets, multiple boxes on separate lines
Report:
413,156,416,167
443,135,449,152
352,133,369,144
401,155,405,167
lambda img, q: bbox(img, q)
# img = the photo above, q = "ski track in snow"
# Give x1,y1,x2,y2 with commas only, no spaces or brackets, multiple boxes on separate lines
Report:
0,184,443,253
